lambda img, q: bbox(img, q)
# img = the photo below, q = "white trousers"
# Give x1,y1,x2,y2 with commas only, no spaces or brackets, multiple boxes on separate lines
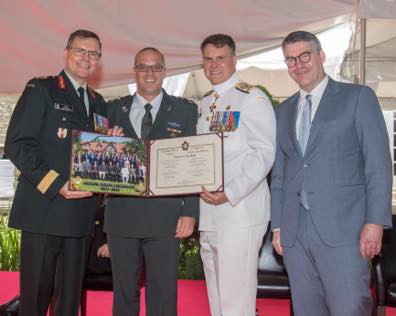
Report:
200,224,267,316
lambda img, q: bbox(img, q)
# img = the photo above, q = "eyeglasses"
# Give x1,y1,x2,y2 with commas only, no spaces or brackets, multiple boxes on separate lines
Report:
135,64,165,72
69,47,101,60
284,51,313,68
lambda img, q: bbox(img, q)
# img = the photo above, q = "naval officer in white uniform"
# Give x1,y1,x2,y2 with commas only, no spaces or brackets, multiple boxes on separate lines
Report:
197,33,276,316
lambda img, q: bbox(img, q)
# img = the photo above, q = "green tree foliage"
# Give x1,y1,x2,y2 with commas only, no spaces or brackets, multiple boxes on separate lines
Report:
0,213,20,271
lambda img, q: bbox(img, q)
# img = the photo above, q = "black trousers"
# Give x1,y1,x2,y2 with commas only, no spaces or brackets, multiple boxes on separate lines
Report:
19,231,90,316
108,235,180,316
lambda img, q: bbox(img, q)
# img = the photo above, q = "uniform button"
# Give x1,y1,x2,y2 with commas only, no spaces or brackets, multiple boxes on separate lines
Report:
304,164,307,167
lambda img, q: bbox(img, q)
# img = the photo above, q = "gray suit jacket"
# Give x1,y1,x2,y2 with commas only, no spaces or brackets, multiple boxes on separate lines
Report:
104,90,199,238
271,78,392,247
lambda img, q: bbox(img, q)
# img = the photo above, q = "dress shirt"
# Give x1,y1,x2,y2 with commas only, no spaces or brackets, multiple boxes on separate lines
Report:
130,91,163,138
213,73,240,96
64,70,89,112
296,76,328,136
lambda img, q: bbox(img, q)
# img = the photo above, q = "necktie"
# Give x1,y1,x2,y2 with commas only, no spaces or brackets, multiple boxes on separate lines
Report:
78,87,89,117
298,94,312,155
141,103,153,140
298,94,312,209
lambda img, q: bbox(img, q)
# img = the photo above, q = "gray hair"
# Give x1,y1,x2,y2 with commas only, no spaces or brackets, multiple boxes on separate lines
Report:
282,31,322,52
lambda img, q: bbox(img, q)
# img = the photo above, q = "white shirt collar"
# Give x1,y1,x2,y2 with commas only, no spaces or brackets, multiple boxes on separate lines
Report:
134,90,163,111
299,75,328,105
213,73,239,96
64,70,87,91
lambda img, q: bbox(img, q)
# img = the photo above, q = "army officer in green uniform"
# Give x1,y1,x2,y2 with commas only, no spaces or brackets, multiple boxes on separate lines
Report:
4,29,106,316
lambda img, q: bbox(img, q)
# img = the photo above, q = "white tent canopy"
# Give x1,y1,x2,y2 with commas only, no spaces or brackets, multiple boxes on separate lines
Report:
2,0,394,94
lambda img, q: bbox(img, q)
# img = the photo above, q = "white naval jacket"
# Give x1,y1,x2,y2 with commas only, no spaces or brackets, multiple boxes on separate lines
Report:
197,74,276,231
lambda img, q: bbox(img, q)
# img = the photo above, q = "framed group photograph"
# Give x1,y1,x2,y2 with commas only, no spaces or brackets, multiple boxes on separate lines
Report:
69,131,224,197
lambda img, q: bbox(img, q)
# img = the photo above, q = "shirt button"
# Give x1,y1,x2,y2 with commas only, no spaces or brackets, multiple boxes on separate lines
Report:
304,164,307,168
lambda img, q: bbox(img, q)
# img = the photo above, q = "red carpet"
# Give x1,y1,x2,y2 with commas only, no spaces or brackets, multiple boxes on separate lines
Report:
1,271,395,315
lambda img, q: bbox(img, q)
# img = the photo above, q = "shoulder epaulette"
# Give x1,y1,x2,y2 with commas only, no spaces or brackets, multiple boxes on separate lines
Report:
32,75,56,81
203,90,214,97
235,82,254,93
26,75,56,89
107,95,131,105
175,96,195,104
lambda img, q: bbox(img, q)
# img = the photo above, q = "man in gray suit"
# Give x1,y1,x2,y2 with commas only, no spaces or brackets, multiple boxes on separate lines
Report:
104,47,199,316
271,31,392,315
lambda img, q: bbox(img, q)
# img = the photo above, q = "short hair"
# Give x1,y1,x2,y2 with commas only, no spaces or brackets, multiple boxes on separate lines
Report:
134,47,166,66
200,34,236,54
281,31,322,52
66,29,102,51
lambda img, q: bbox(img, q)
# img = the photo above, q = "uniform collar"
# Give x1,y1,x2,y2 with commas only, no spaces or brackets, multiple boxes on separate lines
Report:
299,75,328,104
64,70,87,92
134,90,163,111
213,73,239,96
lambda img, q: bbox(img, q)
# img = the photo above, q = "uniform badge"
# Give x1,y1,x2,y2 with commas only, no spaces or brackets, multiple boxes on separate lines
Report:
209,111,240,132
181,141,189,151
54,102,73,112
166,128,182,138
167,121,181,128
57,128,68,139
94,113,109,133
57,76,66,90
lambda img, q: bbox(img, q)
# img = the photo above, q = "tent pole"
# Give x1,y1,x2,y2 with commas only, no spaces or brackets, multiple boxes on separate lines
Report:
359,18,366,85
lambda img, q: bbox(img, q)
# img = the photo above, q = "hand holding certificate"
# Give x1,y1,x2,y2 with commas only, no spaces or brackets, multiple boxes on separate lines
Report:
69,131,223,196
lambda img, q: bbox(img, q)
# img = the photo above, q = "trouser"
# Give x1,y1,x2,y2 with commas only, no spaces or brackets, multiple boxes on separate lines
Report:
19,231,90,316
283,207,372,316
200,224,266,316
108,234,180,316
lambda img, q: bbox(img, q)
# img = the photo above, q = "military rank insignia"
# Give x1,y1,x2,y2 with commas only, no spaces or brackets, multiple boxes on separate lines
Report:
57,76,66,90
57,128,68,139
94,113,109,133
209,111,240,132
166,121,182,137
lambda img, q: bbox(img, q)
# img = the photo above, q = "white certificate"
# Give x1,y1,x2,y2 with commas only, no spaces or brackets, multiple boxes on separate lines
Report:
147,133,223,196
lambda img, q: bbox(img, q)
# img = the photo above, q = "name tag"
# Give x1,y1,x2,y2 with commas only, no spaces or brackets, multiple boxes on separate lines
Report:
54,102,73,112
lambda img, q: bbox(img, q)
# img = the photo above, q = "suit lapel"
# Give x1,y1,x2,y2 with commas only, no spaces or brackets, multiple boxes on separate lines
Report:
285,93,302,157
121,95,138,138
305,78,338,156
147,90,172,138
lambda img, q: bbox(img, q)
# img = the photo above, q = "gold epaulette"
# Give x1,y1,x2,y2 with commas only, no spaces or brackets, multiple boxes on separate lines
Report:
203,90,214,97
235,82,254,93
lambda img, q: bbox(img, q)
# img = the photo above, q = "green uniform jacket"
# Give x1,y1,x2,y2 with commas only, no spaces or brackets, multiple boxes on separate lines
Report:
104,90,199,238
5,70,106,237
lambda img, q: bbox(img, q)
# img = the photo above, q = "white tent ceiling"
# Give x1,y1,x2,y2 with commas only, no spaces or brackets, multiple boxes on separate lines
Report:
0,0,395,94
0,0,381,94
